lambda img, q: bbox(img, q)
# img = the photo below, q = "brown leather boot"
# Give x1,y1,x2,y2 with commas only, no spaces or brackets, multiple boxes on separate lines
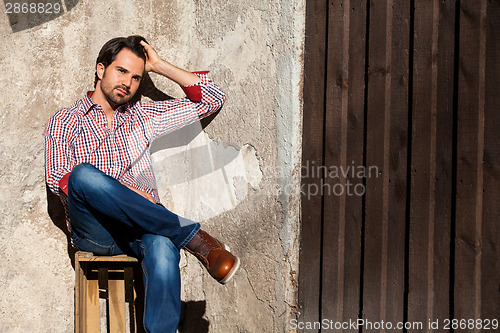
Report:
185,229,240,284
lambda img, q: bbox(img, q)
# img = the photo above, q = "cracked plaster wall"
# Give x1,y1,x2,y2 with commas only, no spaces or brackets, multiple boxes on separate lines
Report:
0,0,304,331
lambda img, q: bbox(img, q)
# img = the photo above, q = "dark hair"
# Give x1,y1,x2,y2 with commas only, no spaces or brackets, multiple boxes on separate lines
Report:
94,35,148,87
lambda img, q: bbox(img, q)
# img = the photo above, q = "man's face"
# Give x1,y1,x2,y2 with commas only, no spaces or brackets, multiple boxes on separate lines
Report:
97,48,144,107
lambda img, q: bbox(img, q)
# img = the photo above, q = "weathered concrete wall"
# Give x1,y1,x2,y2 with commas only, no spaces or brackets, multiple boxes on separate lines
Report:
0,0,304,331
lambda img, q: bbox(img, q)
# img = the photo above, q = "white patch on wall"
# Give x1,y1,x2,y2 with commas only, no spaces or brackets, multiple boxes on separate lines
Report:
151,130,261,222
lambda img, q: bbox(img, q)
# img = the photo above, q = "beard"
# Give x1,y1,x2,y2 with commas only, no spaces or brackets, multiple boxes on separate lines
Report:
99,72,136,107
109,86,133,106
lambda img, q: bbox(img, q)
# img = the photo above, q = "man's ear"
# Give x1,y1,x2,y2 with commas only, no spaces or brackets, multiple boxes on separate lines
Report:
96,63,105,80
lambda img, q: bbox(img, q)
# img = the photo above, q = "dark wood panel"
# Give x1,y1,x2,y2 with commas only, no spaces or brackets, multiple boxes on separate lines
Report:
320,1,367,328
408,0,455,326
409,0,437,322
321,0,351,322
431,0,456,324
341,0,368,328
298,0,328,326
363,0,394,326
384,0,410,328
454,0,487,326
481,0,500,323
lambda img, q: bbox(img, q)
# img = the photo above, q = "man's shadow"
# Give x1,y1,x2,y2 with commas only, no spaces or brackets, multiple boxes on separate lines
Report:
178,301,210,333
46,73,217,332
5,0,80,33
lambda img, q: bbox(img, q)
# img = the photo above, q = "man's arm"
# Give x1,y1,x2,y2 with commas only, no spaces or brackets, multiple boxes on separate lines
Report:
45,109,76,197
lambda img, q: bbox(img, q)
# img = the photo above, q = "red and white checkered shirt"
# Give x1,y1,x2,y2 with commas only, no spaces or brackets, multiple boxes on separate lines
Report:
45,71,225,203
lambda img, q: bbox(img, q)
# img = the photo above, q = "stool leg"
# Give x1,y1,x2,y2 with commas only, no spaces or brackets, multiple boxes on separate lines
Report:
75,255,100,333
75,259,100,332
84,266,100,332
124,266,138,332
109,278,126,332
75,255,83,332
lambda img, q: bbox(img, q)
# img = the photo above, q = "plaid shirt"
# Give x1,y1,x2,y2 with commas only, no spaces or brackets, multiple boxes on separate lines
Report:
45,72,225,203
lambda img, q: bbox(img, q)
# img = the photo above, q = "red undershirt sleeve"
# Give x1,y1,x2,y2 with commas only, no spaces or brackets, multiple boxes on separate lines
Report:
180,71,210,102
59,172,71,196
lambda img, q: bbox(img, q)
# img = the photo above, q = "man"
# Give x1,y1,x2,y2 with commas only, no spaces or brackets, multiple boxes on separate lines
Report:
45,35,240,332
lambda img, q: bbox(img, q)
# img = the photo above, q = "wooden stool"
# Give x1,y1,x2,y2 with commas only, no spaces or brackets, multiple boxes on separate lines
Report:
75,251,145,333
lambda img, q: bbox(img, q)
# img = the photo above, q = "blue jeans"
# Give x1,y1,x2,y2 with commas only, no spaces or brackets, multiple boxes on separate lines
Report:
67,163,200,332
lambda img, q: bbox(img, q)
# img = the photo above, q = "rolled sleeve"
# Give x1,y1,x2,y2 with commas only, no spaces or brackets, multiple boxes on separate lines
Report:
181,71,211,101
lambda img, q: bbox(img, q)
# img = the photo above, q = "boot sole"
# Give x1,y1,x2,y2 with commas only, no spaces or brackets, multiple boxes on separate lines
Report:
219,256,240,285
219,244,240,285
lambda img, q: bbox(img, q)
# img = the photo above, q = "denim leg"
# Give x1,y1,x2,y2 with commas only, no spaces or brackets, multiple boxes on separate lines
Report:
67,163,200,250
133,234,181,333
71,225,125,256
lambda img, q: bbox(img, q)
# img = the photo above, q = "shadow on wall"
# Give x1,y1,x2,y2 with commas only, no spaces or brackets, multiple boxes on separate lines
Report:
179,301,210,333
46,184,77,266
4,0,80,32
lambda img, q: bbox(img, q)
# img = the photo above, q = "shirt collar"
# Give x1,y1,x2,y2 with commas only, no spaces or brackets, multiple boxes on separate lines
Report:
80,91,97,114
80,91,133,118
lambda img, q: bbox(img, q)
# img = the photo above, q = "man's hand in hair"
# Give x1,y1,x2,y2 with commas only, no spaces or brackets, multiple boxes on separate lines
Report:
140,40,161,73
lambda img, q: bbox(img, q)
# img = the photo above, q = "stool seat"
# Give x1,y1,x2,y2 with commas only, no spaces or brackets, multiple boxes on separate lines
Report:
75,251,145,333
